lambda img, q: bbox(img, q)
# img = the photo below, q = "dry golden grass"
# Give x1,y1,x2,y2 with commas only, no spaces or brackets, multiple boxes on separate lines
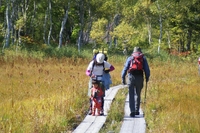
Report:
1,54,199,133
0,57,89,132
0,56,122,132
145,60,200,133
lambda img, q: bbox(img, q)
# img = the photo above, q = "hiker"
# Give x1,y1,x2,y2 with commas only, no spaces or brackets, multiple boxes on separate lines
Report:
90,80,104,116
93,49,112,90
86,53,115,115
101,51,112,90
121,46,150,117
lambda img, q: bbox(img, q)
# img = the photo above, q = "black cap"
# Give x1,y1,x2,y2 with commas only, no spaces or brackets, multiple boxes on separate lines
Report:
92,80,99,84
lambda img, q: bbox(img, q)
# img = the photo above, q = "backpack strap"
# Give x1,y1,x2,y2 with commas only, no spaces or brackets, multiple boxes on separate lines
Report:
90,60,105,77
89,60,95,77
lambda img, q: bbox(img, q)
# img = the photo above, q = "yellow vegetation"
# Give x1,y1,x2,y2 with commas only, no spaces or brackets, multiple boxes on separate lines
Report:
144,60,200,133
0,55,199,132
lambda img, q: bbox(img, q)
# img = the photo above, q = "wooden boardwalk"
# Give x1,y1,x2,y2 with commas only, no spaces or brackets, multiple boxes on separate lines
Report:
73,84,146,133
120,94,146,133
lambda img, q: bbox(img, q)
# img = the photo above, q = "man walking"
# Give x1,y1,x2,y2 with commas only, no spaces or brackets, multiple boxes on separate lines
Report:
121,47,150,117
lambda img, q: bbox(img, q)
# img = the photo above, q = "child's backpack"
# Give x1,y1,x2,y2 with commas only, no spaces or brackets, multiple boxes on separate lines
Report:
128,52,144,72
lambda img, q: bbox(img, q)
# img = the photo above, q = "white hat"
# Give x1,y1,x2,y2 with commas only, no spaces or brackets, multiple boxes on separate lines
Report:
96,53,105,63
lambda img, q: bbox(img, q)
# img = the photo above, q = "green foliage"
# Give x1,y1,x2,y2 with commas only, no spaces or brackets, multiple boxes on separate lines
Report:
111,21,136,47
15,17,25,30
99,88,128,133
0,23,4,46
45,46,80,58
90,18,108,43
1,44,86,60
0,5,6,13
1,0,200,54
71,26,80,43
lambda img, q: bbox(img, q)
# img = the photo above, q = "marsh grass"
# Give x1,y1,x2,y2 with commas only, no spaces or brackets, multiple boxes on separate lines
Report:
1,49,200,132
144,60,200,133
0,53,123,133
97,55,200,133
0,57,91,132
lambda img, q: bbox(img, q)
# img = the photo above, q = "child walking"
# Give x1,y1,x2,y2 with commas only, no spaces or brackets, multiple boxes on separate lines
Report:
90,80,104,116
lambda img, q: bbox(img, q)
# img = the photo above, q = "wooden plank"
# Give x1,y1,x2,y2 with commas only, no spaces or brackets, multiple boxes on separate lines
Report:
120,94,146,133
85,116,106,133
105,85,124,100
73,85,127,133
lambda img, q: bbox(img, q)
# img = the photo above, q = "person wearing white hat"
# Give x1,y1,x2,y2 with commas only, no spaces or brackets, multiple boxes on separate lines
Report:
86,53,115,115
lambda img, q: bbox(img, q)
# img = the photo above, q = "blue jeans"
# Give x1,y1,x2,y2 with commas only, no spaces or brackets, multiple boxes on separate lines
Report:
127,74,144,113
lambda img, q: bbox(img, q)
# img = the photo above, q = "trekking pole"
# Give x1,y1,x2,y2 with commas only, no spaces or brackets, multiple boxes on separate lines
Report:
143,81,147,117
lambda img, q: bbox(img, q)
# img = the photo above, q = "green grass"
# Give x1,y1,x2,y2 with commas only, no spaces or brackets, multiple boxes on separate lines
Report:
99,88,128,133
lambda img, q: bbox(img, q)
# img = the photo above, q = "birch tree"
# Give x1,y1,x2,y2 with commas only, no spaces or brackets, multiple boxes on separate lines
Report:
43,0,52,45
3,0,11,49
58,3,69,48
77,0,85,53
156,1,162,54
47,0,52,45
43,8,48,44
83,5,92,45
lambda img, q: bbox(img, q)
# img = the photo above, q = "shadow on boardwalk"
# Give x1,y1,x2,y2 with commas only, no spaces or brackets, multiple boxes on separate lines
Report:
72,85,146,133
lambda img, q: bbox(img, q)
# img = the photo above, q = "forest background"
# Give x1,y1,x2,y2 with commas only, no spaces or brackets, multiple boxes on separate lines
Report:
0,0,200,52
0,0,200,132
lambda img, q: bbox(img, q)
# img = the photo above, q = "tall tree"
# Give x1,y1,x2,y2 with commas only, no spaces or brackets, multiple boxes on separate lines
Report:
3,0,11,49
58,3,69,48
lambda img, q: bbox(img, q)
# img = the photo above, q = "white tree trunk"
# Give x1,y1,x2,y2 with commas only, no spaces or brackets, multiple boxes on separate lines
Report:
29,1,36,38
78,30,82,53
157,1,162,54
4,1,11,49
83,6,92,44
47,0,52,45
77,0,84,53
58,8,69,48
167,30,171,49
43,9,48,44
147,17,152,45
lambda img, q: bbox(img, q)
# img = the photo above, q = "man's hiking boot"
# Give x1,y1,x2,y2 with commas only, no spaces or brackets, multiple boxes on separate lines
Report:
130,112,135,117
135,112,140,115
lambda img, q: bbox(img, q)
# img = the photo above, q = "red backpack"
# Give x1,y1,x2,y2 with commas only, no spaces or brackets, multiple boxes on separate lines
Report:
128,52,144,72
